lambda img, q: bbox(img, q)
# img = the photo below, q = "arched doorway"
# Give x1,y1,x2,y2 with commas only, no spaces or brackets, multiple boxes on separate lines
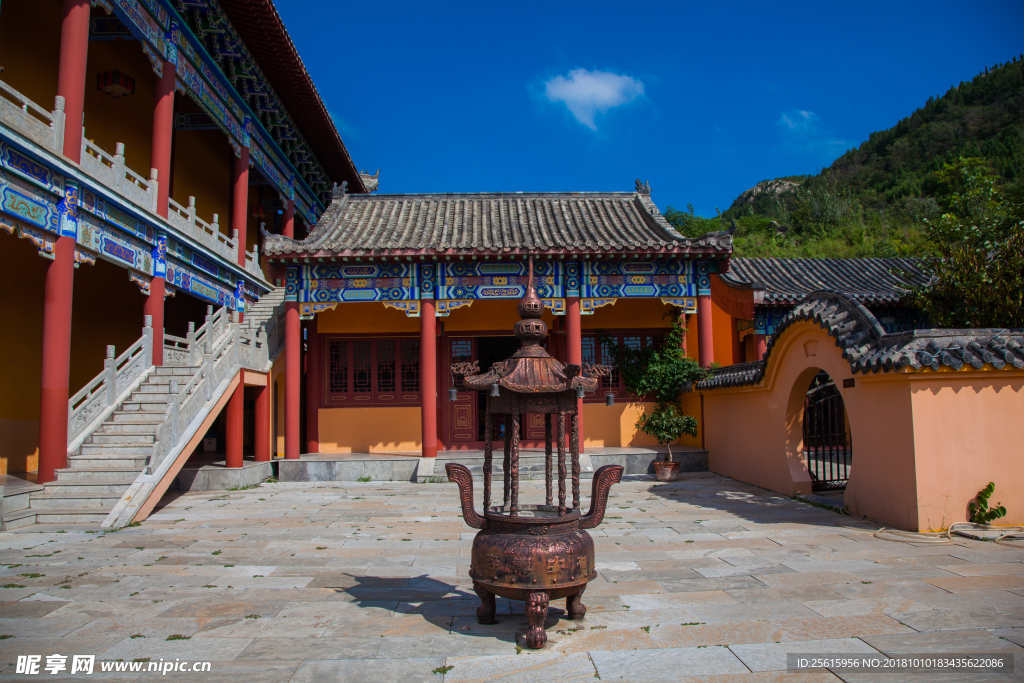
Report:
803,371,852,491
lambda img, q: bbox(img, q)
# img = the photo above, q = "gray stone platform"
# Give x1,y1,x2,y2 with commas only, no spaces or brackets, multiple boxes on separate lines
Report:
173,460,276,492
277,446,708,484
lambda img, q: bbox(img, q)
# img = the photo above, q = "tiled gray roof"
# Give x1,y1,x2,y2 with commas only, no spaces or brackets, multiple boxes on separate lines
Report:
263,187,734,258
697,290,1024,390
721,258,932,305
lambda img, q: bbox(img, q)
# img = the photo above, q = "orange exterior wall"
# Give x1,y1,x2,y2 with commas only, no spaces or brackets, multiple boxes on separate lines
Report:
171,98,233,236
318,407,422,453
701,321,1024,531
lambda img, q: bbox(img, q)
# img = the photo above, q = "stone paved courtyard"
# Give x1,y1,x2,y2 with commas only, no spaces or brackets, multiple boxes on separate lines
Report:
1,472,1023,682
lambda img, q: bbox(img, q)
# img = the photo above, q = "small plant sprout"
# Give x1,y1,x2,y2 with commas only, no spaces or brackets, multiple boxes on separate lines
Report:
968,482,1007,524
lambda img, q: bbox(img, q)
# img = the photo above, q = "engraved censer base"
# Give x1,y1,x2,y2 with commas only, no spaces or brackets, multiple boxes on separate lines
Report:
447,464,622,649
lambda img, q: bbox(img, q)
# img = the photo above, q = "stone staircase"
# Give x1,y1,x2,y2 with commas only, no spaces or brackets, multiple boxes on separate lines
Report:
5,289,284,531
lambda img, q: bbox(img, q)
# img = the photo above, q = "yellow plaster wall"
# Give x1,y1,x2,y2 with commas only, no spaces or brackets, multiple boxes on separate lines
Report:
0,234,46,473
171,99,232,233
81,37,157,180
318,407,421,452
581,298,674,330
317,302,421,334
0,2,62,114
582,393,702,449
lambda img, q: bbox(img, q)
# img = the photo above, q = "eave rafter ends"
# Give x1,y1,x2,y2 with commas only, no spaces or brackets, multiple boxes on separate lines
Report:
697,290,1024,391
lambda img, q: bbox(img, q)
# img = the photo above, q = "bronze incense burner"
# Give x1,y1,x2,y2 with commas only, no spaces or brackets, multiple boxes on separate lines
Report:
448,259,622,649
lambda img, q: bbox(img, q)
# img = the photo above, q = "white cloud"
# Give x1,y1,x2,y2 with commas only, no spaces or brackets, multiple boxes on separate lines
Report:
777,109,849,160
543,68,644,130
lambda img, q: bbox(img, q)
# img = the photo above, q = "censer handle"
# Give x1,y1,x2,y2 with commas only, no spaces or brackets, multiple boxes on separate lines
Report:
445,463,486,529
580,465,623,529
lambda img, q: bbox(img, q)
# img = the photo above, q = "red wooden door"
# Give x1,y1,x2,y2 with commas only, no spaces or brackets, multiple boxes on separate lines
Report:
449,338,477,442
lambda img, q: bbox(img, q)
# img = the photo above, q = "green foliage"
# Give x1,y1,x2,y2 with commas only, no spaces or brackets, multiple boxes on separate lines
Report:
664,203,723,238
713,58,1024,258
968,482,1007,524
904,158,1024,327
600,315,707,461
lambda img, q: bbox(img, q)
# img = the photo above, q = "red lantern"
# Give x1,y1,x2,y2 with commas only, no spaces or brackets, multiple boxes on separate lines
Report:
96,70,135,98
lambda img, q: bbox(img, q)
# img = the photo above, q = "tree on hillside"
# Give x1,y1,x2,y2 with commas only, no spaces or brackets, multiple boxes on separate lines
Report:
904,158,1024,328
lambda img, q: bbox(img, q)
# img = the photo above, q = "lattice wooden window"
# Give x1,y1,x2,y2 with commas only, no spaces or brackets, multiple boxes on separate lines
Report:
325,337,421,405
583,332,665,401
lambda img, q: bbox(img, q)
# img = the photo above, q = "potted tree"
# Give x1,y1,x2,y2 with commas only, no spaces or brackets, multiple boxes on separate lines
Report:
601,313,708,482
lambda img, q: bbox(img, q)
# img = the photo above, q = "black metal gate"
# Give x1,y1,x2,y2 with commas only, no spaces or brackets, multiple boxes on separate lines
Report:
803,371,852,491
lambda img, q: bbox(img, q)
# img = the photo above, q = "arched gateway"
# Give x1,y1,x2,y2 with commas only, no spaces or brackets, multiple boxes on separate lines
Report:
697,291,1024,531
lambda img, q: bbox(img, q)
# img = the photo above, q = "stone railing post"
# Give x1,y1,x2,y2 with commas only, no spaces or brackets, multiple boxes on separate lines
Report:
104,345,116,406
187,196,197,231
168,379,179,447
52,95,66,154
142,315,154,369
148,168,159,213
186,321,196,364
112,142,126,193
232,228,239,263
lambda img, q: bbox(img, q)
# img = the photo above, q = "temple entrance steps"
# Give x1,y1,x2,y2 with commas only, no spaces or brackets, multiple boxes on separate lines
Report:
8,288,285,532
23,366,202,527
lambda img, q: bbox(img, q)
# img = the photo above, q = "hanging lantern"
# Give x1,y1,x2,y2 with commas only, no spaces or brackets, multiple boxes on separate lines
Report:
448,387,458,402
605,392,615,406
96,70,135,98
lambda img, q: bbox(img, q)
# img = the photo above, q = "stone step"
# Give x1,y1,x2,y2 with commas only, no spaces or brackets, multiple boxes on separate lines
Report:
69,455,149,469
43,480,133,495
96,421,161,434
54,467,142,482
152,366,199,376
89,432,156,445
30,492,124,509
110,410,166,423
134,384,177,395
122,401,172,412
146,374,198,384
31,507,111,524
10,523,102,533
80,443,154,456
1,508,37,530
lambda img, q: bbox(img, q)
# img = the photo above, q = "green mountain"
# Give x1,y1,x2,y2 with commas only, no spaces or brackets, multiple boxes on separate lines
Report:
667,56,1024,258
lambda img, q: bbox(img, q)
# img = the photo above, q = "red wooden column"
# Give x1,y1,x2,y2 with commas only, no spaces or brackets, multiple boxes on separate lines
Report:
144,60,175,365
58,0,89,161
232,146,249,266
284,300,301,459
697,295,714,367
282,199,295,238
420,299,437,457
566,295,583,451
305,320,320,454
38,0,89,484
254,382,270,462
755,334,767,360
696,261,714,368
225,376,244,468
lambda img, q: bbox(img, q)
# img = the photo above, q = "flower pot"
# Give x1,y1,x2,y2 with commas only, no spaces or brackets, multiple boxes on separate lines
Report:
653,461,679,482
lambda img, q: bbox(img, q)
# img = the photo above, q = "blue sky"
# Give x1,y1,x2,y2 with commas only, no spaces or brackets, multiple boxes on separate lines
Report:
276,0,1024,216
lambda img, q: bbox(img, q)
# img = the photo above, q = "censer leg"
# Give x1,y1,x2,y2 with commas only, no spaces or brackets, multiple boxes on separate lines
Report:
566,585,587,621
525,591,550,649
473,581,496,625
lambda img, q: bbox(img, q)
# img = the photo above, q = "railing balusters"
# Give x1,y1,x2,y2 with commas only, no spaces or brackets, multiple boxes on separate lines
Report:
104,345,116,407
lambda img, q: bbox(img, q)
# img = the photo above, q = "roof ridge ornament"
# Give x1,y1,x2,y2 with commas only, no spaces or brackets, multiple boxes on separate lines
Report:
332,181,348,199
635,179,652,195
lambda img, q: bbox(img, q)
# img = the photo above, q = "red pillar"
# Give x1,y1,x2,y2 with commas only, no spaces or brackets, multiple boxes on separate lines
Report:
755,334,767,361
697,294,714,368
305,321,320,454
151,62,175,217
420,299,437,457
232,146,249,266
38,238,75,484
39,0,90,484
566,296,584,451
225,377,244,468
58,0,89,162
143,278,164,366
282,199,295,238
254,382,269,462
284,300,301,459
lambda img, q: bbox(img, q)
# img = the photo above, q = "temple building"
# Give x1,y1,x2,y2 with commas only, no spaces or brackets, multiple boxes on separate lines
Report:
262,182,734,456
0,0,369,522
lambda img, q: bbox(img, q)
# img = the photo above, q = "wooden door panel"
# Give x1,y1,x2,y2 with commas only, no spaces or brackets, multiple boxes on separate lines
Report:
449,338,476,442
